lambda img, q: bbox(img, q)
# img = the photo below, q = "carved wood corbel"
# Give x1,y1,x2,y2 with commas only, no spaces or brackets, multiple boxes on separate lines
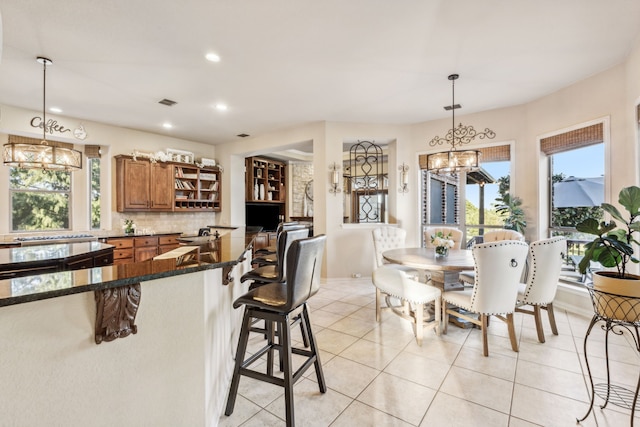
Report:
95,284,141,344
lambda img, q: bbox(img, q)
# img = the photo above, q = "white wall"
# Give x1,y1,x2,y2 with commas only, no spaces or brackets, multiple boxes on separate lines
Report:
0,104,219,237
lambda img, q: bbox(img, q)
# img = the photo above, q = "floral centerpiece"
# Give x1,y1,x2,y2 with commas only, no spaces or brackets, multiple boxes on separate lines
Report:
123,219,136,234
431,231,455,257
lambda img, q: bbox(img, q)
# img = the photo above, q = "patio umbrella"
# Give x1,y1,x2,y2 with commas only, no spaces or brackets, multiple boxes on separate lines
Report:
553,176,604,208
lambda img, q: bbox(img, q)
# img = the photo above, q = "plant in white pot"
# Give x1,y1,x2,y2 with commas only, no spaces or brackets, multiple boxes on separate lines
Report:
576,185,640,321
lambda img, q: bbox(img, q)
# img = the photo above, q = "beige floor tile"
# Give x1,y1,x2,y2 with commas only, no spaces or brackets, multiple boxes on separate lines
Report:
317,300,362,316
315,356,380,398
518,341,583,373
264,378,352,427
511,383,598,426
315,288,350,301
592,406,640,426
347,305,377,321
309,309,345,328
340,293,375,307
327,316,376,338
357,372,437,425
580,354,640,389
384,351,451,390
339,338,403,370
515,359,589,402
507,416,543,426
234,409,286,427
462,327,520,358
307,296,334,311
331,401,413,427
519,324,578,352
404,334,463,364
440,366,514,413
420,392,509,427
314,328,360,354
235,373,284,408
218,394,262,427
453,345,517,381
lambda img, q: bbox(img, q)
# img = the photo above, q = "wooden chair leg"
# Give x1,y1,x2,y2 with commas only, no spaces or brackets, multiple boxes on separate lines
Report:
546,302,559,336
506,312,519,353
442,302,449,334
415,303,424,346
375,288,382,322
481,314,489,357
533,305,545,343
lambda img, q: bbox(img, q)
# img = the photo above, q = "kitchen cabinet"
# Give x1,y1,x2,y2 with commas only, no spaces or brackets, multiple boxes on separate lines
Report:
245,157,286,203
103,234,181,264
174,165,221,211
116,156,174,212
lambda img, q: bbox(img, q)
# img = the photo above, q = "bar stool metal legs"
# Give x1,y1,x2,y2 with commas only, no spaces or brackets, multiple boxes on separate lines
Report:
225,302,326,426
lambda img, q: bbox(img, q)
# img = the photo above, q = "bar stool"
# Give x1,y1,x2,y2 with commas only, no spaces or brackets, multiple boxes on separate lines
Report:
252,221,304,261
225,235,327,427
242,228,309,288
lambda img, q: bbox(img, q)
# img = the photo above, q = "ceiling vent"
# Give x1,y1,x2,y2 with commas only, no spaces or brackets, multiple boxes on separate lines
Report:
237,133,250,138
158,98,177,106
444,104,461,111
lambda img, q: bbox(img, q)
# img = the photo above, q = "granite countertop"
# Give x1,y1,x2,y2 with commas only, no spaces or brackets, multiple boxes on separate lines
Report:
0,228,259,308
0,242,113,269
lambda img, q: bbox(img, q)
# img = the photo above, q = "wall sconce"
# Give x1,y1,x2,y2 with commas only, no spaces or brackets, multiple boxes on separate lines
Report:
398,163,409,194
329,162,341,194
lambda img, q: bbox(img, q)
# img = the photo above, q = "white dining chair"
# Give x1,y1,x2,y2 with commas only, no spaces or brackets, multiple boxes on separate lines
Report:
459,229,525,285
515,236,565,343
372,266,441,345
371,227,420,321
442,240,529,356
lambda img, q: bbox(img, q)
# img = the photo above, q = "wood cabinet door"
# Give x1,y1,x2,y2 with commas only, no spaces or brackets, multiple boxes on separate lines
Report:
150,162,174,211
122,158,150,210
134,246,158,262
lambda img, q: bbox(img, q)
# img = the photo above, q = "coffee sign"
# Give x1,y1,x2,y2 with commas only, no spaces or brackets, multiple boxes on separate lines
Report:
30,116,88,140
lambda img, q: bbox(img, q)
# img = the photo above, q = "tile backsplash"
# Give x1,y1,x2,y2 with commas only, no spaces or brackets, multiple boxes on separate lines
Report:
111,212,221,236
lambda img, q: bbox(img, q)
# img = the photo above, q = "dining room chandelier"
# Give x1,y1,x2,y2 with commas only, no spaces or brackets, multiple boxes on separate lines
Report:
425,74,495,174
2,57,82,171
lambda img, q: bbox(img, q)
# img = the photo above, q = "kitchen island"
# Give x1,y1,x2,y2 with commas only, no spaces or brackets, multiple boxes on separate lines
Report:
0,227,257,427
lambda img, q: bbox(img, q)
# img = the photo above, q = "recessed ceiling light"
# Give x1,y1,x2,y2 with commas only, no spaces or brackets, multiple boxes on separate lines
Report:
162,123,173,129
215,103,228,111
49,107,62,113
205,53,221,63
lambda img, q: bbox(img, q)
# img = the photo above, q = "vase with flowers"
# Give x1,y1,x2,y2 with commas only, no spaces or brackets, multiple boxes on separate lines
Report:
123,219,136,235
431,231,455,258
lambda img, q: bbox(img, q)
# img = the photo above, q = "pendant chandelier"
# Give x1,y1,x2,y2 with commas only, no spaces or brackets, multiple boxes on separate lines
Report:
2,57,82,171
426,74,495,174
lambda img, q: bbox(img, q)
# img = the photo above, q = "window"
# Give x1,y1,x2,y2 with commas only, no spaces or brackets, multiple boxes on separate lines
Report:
89,157,101,229
10,167,71,231
543,121,605,284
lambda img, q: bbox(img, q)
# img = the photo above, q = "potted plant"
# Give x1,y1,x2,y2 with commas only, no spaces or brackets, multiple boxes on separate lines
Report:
576,185,640,321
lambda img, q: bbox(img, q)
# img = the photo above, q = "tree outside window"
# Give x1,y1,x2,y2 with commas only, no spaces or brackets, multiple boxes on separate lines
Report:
10,168,71,231
90,158,101,229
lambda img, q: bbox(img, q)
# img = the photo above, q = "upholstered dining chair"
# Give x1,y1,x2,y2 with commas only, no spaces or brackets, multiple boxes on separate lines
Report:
515,236,566,343
372,266,441,345
424,226,464,288
460,228,525,285
442,240,529,356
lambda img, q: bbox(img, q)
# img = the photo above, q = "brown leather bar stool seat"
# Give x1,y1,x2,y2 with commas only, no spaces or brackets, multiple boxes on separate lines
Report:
225,235,327,427
243,228,309,288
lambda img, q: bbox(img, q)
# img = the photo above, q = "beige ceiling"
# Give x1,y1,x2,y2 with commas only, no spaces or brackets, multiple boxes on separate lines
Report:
0,0,639,146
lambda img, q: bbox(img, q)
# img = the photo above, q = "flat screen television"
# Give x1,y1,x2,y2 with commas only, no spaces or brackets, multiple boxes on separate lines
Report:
245,203,281,232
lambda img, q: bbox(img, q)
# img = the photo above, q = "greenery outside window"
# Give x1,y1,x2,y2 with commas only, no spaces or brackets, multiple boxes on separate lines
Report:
10,167,71,231
90,158,101,229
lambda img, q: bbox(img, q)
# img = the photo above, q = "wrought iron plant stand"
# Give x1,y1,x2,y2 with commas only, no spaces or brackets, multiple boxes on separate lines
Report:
578,286,640,426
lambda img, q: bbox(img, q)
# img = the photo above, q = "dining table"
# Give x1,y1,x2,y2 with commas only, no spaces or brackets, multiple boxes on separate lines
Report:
382,247,477,328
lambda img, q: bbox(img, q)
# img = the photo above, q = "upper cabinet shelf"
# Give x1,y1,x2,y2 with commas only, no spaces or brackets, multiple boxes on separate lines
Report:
245,157,285,203
116,155,221,213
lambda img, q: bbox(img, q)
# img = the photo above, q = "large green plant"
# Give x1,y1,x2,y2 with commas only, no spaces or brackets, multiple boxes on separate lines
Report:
495,193,527,234
576,186,640,278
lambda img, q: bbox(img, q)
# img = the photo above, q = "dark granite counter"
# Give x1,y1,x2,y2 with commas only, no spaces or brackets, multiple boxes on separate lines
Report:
0,228,258,308
0,242,113,267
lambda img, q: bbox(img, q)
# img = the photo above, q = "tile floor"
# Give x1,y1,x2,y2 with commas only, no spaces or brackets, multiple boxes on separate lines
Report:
219,277,640,426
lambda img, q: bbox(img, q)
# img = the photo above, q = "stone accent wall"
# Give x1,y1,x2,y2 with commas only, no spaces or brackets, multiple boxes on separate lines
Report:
290,162,313,217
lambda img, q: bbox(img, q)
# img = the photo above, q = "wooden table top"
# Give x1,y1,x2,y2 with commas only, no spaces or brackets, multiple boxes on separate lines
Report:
382,247,475,271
